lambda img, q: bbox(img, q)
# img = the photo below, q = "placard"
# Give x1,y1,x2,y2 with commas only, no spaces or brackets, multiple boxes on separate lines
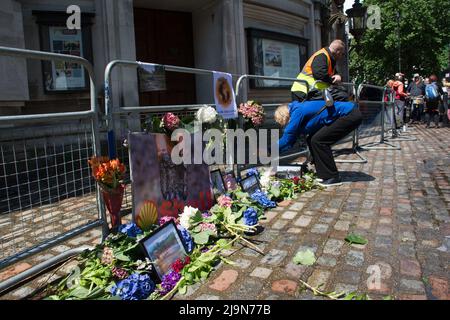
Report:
213,71,238,119
210,169,226,198
240,174,261,196
129,132,214,226
138,63,166,92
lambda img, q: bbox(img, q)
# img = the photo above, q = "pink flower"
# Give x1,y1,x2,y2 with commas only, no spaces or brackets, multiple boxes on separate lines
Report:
199,222,217,233
162,113,180,131
217,195,233,208
159,216,177,226
238,101,265,126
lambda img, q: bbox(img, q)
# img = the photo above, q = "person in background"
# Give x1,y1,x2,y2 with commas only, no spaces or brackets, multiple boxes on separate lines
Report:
392,73,408,128
424,74,444,128
407,73,426,124
441,73,450,126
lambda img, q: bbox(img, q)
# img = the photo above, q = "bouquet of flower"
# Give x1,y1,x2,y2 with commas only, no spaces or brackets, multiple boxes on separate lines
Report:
238,100,265,127
161,112,181,132
196,105,218,124
88,156,126,192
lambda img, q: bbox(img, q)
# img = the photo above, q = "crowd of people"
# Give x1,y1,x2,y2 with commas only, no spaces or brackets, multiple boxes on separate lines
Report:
387,72,450,128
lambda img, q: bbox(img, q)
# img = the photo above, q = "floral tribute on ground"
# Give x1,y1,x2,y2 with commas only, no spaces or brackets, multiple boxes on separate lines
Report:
43,167,319,300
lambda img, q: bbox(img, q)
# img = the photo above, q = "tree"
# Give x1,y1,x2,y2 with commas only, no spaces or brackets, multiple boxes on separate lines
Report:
349,0,450,85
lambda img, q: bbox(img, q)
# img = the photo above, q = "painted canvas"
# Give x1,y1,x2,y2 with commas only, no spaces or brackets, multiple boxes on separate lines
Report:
129,132,214,230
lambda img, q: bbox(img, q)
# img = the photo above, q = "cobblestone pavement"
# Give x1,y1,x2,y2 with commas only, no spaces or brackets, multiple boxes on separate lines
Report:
1,125,449,300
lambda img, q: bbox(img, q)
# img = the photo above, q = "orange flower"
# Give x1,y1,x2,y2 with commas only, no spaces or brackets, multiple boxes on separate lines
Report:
88,156,126,190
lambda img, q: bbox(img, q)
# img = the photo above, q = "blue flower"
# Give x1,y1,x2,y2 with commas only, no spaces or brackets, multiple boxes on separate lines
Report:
243,207,258,226
118,223,143,238
246,168,260,178
250,190,276,208
110,273,155,300
177,225,194,253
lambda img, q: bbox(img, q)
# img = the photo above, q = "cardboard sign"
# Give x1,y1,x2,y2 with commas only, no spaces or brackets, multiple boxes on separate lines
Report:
213,71,238,119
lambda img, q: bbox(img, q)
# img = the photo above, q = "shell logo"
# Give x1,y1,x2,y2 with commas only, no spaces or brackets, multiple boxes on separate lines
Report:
136,200,158,231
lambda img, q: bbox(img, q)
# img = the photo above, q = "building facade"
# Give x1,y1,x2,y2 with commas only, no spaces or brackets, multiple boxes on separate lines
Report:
0,0,330,116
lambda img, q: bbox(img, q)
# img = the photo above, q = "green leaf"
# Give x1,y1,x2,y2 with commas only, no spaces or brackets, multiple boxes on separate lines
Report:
293,249,316,266
114,252,131,262
345,233,368,245
178,285,188,295
192,231,211,245
69,286,90,299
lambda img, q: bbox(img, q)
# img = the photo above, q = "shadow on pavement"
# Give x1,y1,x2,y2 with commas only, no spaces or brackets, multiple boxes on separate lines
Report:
339,171,376,183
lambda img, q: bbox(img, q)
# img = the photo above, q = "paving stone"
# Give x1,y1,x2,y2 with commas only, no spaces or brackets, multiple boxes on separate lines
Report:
260,249,288,266
307,269,331,288
208,269,239,291
346,250,365,267
334,220,350,231
374,236,393,249
376,225,393,236
294,216,312,227
311,224,329,234
289,202,305,211
356,218,372,230
399,279,426,294
272,280,298,296
428,276,449,300
250,267,273,279
233,258,252,269
319,216,334,224
337,270,361,285
335,283,358,294
284,262,308,278
287,227,302,234
10,286,35,298
400,259,422,278
281,211,298,220
317,255,337,267
399,243,417,258
231,278,264,300
323,239,344,256
272,220,288,230
261,211,278,224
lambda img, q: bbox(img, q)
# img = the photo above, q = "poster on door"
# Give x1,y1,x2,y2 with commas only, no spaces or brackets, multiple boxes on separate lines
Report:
48,26,85,91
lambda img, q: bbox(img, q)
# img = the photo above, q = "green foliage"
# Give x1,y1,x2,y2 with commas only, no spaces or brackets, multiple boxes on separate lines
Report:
350,0,450,84
293,249,316,266
345,233,368,245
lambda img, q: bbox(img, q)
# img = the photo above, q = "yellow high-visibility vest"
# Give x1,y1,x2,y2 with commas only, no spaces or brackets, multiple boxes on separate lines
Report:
291,48,334,94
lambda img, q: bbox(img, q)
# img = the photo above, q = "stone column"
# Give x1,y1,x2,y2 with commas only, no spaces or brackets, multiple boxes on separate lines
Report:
93,0,139,132
0,0,29,115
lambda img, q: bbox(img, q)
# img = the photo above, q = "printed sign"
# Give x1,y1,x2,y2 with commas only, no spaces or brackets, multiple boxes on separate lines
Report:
213,71,238,119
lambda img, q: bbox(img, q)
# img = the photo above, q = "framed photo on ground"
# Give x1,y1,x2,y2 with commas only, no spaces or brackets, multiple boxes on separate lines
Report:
239,174,261,196
210,169,226,197
223,171,238,191
139,221,187,280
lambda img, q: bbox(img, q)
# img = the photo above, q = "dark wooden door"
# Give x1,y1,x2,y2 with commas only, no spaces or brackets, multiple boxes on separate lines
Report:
134,8,196,106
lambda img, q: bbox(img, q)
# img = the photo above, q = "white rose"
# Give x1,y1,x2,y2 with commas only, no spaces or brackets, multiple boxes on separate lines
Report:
196,106,217,124
179,205,198,229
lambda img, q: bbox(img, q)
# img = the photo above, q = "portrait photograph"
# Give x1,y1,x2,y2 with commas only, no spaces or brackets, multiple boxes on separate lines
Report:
140,221,187,280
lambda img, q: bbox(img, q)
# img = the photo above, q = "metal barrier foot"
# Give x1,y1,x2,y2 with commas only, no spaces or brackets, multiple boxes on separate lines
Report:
358,141,401,151
334,149,368,163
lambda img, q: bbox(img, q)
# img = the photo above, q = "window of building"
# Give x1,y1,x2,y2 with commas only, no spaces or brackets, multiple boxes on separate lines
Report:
246,28,308,89
32,11,94,93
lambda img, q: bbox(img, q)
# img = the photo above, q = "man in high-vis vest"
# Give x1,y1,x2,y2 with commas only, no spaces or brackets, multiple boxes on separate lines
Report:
291,40,346,102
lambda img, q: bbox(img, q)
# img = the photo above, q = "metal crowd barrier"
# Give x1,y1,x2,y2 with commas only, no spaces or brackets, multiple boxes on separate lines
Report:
0,46,107,270
357,84,401,150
